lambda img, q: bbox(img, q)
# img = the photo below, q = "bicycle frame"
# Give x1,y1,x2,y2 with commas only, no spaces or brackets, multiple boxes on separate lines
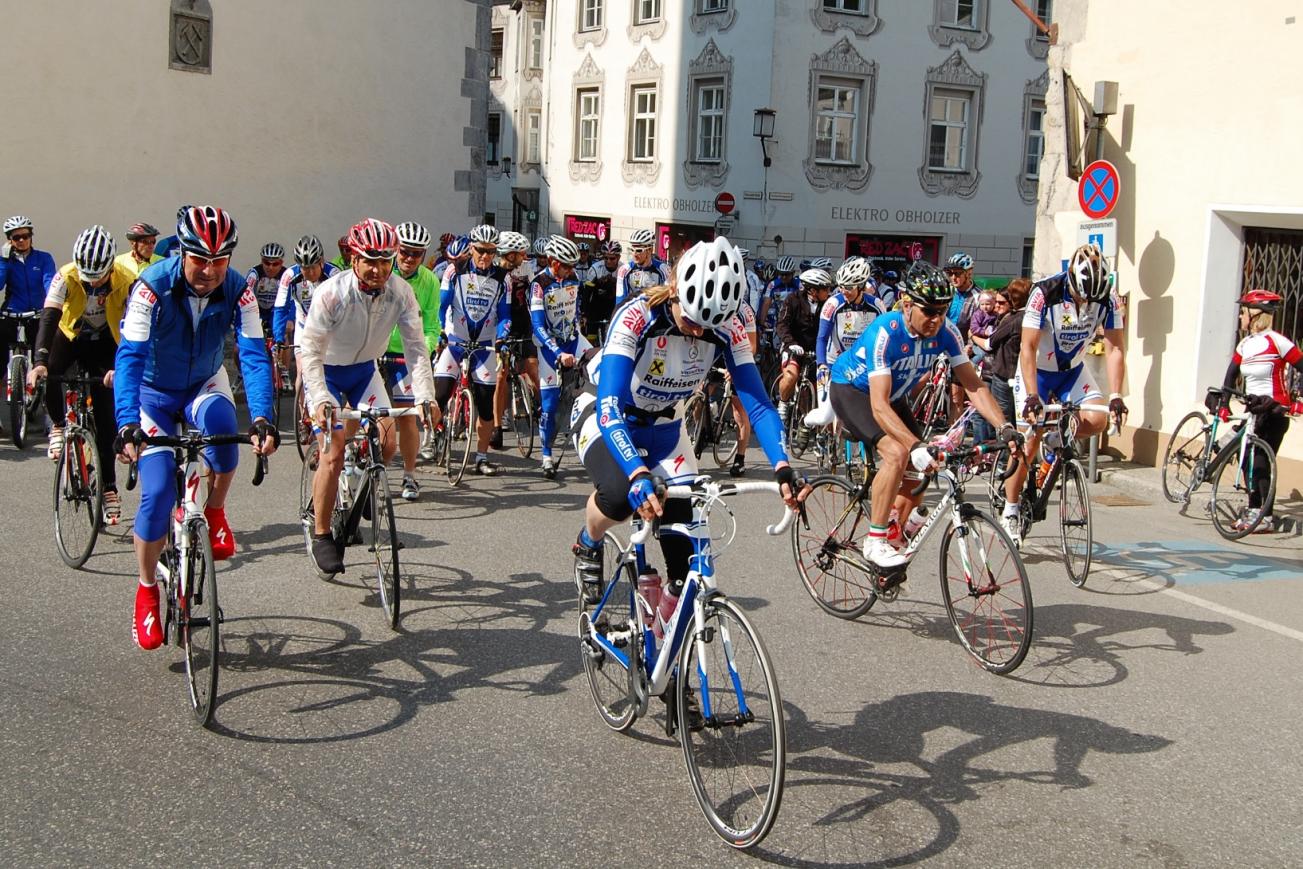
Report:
3,310,39,401
1020,402,1113,519
327,403,422,530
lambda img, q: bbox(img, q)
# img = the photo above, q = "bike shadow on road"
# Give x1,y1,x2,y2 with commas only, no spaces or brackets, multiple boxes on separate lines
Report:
750,691,1172,867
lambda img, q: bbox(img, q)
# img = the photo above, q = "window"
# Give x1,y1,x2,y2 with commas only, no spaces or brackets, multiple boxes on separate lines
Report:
528,18,544,70
945,0,978,28
576,88,600,162
489,29,503,79
823,0,865,11
580,0,603,31
814,77,860,164
1021,239,1035,278
629,85,657,161
698,0,728,11
487,113,501,165
634,0,662,24
526,109,542,164
1034,0,1053,39
928,88,971,171
1022,98,1045,179
693,80,725,162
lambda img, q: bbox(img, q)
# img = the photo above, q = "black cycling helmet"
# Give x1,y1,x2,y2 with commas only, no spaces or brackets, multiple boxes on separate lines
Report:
901,264,954,306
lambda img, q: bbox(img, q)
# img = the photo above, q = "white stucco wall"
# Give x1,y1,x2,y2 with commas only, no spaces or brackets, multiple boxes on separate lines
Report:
6,0,482,269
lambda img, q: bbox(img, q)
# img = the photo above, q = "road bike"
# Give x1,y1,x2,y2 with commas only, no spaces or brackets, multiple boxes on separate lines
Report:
1161,387,1284,539
51,373,106,568
497,338,537,458
770,355,818,459
547,353,588,468
300,403,420,629
265,338,295,426
909,356,952,441
682,362,742,468
2,310,45,448
438,341,491,485
986,401,1118,587
131,429,268,726
792,440,1032,674
578,478,794,848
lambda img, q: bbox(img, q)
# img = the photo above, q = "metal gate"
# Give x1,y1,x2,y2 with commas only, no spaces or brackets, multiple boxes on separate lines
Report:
1241,227,1303,349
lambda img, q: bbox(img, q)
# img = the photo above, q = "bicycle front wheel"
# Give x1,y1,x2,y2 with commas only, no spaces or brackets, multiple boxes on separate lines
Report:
52,426,102,568
580,542,639,732
938,508,1032,675
711,398,740,467
1161,411,1210,503
1209,434,1276,540
447,388,474,486
9,355,28,449
1059,459,1093,587
370,469,401,629
299,442,319,561
791,476,877,618
512,374,535,458
182,523,220,726
679,596,785,849
787,380,816,460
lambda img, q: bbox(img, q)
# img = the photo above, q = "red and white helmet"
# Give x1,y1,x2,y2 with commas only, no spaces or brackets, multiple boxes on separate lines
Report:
177,206,238,258
348,218,399,260
1239,289,1282,310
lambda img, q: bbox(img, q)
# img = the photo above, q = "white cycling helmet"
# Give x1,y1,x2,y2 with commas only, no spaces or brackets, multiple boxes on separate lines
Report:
799,268,833,289
395,221,431,250
675,237,746,329
532,236,550,256
775,255,798,274
735,246,751,260
629,228,656,250
72,225,116,281
546,236,581,266
497,231,529,254
836,257,871,288
1067,243,1111,303
293,235,324,265
4,215,33,237
468,224,499,246
811,256,834,270
260,242,285,261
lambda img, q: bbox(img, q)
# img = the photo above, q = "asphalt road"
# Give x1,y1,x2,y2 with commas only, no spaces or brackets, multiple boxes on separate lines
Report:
2,432,1301,867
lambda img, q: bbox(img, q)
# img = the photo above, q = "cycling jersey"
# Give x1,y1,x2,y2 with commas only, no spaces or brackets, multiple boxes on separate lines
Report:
1023,273,1120,373
385,264,440,355
44,261,136,345
438,262,512,346
114,251,162,281
760,277,801,336
614,257,671,306
115,256,273,427
816,291,885,367
1232,330,1302,404
530,271,582,370
271,262,340,343
946,285,978,337
831,311,967,402
508,264,538,341
0,247,57,312
244,265,284,313
573,258,596,285
581,261,618,335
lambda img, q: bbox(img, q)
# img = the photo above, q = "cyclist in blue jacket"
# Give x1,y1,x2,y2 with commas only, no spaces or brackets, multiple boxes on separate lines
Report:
1,216,58,393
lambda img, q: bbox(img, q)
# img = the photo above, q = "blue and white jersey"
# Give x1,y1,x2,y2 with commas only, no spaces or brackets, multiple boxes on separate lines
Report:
745,270,764,316
271,262,339,343
816,291,884,367
614,257,671,306
1023,272,1120,373
831,311,967,401
529,271,582,368
243,265,283,312
438,262,512,345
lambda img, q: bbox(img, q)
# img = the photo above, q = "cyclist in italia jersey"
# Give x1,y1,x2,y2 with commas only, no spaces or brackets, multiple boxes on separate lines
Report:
531,236,593,479
436,224,512,476
244,243,286,334
614,228,671,306
570,237,799,608
831,266,1014,570
490,231,538,450
805,257,884,428
114,206,278,650
115,222,162,280
757,256,801,347
1003,244,1127,545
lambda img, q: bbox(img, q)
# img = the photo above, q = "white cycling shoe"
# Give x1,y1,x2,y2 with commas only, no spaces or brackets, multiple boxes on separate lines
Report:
803,401,835,429
863,536,909,570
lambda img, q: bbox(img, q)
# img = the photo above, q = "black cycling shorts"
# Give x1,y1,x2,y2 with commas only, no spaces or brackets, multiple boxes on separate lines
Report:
830,383,922,449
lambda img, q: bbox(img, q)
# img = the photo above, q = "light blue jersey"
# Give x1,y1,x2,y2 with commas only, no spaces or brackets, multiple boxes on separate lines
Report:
830,311,967,401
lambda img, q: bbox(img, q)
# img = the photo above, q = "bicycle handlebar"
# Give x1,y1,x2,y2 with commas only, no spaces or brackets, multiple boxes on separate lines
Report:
629,479,797,545
132,432,270,487
0,309,41,321
910,441,1018,497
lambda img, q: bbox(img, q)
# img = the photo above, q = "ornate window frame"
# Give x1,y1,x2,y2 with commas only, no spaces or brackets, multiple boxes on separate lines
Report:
1016,70,1049,203
523,13,545,81
928,0,991,51
810,0,881,39
803,38,876,192
690,0,736,34
574,0,607,49
622,48,663,185
569,54,605,183
169,0,212,74
520,86,544,173
682,39,732,189
628,0,668,41
917,49,985,198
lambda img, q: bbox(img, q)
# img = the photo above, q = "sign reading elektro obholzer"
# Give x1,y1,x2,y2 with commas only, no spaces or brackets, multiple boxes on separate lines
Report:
633,196,721,215
830,206,963,225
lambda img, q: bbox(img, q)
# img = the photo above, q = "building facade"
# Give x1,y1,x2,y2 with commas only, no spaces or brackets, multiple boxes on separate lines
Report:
1035,0,1303,491
487,0,1050,275
8,0,488,268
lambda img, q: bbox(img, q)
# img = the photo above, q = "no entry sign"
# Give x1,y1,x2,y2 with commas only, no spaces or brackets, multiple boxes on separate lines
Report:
714,192,736,215
1078,159,1120,220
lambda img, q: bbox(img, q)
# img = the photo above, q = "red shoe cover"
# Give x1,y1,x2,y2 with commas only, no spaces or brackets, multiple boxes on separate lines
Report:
133,582,163,651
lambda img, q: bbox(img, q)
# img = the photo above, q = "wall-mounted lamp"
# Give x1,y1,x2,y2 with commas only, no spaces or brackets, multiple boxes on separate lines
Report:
753,108,776,168
500,156,512,178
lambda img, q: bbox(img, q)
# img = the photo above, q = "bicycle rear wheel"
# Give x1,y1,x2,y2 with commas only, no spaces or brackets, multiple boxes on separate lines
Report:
938,507,1032,675
447,388,474,485
787,380,816,460
299,442,319,560
712,396,740,467
553,373,580,465
182,523,220,726
679,596,785,849
1161,411,1210,503
511,374,535,458
1058,459,1093,587
791,476,877,618
9,355,28,448
370,469,401,629
683,393,708,458
52,426,102,568
1209,434,1276,539
292,389,313,461
580,541,639,732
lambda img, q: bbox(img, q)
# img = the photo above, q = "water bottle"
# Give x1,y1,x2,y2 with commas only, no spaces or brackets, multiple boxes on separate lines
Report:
653,581,682,641
341,444,359,506
902,505,928,540
637,570,662,629
885,508,902,548
1036,452,1054,488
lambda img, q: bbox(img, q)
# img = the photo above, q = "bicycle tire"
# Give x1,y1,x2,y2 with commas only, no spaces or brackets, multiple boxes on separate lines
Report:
512,375,535,458
370,468,402,630
683,393,709,459
787,379,816,460
52,426,102,568
447,387,474,486
299,442,319,561
579,543,639,732
938,507,1032,674
791,476,877,618
293,391,314,462
1058,459,1093,588
182,521,220,726
678,595,785,849
711,396,740,467
9,355,28,448
1160,411,1210,503
1209,434,1277,540
554,371,580,466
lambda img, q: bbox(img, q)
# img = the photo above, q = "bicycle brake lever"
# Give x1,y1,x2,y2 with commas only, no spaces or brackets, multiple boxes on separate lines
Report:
252,454,268,487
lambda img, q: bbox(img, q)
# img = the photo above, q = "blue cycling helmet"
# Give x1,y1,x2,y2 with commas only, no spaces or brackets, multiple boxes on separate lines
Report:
446,236,471,258
946,251,974,271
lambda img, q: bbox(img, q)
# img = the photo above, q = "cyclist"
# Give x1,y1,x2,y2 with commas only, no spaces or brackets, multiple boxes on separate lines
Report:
530,237,551,273
244,243,287,335
570,236,800,608
439,236,472,281
805,257,885,429
774,267,833,442
115,222,162,279
722,250,762,478
573,241,595,284
330,235,352,271
943,252,980,337
737,247,766,319
532,235,592,479
272,235,339,351
1003,243,1128,546
1215,289,1303,532
298,218,437,576
830,265,1017,570
429,232,457,273
382,221,442,501
114,205,278,651
490,230,538,450
1,216,57,387
29,227,134,523
614,228,670,306
757,255,800,350
436,224,512,476
579,239,620,342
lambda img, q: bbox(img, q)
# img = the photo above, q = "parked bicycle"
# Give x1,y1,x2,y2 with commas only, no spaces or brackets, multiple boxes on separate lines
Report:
579,478,794,849
2,309,44,448
51,373,107,567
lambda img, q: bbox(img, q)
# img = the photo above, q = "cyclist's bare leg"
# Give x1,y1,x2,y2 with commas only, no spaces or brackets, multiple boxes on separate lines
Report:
777,362,799,403
730,393,751,458
379,416,399,465
1005,429,1041,506
133,535,168,584
493,365,509,428
585,491,621,543
205,470,235,510
523,356,540,394
312,419,360,534
380,413,418,473
871,438,908,526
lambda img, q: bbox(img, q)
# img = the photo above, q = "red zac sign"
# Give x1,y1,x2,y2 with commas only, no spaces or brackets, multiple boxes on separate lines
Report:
564,214,610,243
844,233,942,274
